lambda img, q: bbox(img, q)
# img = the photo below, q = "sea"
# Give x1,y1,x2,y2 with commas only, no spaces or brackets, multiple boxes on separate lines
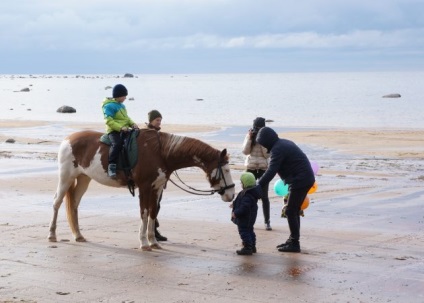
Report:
1,72,423,130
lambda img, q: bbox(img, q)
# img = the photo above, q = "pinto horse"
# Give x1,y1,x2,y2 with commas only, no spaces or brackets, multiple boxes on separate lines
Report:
47,129,235,251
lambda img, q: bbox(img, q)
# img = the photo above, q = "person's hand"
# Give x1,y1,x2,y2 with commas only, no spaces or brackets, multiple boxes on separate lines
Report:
231,212,236,219
121,126,129,132
132,123,139,129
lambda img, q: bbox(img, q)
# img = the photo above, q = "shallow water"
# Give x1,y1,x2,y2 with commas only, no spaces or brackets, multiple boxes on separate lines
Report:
1,72,424,129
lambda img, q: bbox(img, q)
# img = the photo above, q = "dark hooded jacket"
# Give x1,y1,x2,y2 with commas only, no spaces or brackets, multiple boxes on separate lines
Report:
256,127,315,190
232,185,261,226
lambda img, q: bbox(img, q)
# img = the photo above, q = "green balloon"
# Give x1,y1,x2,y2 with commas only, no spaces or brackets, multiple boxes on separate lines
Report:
274,179,288,196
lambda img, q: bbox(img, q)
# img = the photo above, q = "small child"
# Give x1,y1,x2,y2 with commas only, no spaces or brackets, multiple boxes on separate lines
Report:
102,84,139,178
231,172,261,255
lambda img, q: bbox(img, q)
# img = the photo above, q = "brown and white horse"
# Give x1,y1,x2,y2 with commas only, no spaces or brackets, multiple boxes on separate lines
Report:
47,129,235,251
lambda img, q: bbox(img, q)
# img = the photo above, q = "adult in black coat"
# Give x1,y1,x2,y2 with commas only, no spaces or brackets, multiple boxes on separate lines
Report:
256,127,315,253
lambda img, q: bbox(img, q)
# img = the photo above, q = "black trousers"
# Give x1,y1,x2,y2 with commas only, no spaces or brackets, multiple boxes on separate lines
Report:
108,131,124,164
247,169,270,223
285,186,310,241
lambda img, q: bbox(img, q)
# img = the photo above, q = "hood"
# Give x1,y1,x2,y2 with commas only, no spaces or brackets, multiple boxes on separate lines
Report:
245,185,262,199
102,97,117,107
256,127,279,152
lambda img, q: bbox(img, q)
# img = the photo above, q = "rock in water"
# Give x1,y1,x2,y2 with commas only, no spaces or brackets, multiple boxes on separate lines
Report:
382,93,401,98
57,106,76,113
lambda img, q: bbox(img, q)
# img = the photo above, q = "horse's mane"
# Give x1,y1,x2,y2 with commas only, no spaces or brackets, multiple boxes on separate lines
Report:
160,132,219,161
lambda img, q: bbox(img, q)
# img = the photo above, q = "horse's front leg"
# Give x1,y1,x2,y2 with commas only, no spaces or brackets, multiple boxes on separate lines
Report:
148,216,161,249
139,185,163,251
139,210,151,251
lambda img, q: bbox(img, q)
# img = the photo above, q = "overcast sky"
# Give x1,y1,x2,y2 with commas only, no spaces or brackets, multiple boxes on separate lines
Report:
1,0,424,74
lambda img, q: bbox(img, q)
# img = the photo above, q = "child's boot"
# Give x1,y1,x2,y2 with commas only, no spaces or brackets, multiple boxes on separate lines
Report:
236,244,253,255
108,163,117,178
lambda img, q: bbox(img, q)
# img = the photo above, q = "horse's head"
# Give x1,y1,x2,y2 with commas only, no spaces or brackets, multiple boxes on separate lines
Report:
208,149,235,202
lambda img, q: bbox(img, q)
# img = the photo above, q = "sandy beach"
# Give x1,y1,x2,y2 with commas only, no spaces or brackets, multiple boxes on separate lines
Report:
0,120,423,303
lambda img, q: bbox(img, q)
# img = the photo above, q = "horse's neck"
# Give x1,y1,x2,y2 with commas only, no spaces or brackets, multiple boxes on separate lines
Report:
161,134,218,171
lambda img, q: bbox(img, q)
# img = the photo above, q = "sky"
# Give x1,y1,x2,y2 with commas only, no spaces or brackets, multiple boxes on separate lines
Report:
1,0,424,74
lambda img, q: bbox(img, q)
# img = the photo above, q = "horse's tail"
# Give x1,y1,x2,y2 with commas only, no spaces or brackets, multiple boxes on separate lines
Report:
65,180,78,236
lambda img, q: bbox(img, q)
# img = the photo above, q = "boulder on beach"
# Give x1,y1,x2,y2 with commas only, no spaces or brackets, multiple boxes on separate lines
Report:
382,93,401,98
5,138,15,143
57,106,76,113
123,73,134,78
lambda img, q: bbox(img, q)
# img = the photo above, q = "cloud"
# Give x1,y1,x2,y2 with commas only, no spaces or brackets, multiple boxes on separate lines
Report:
1,0,423,72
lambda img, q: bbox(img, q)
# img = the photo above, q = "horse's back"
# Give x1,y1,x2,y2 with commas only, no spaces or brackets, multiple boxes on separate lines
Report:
67,130,103,144
60,130,106,170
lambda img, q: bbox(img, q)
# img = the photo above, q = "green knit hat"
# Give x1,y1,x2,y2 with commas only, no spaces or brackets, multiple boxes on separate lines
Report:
148,110,162,123
240,172,256,188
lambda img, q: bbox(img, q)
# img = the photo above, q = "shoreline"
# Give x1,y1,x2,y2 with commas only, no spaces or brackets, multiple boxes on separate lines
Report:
1,119,424,159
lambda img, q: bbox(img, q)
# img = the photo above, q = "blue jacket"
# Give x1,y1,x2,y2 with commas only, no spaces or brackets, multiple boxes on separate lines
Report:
232,186,260,226
256,127,315,190
102,98,135,133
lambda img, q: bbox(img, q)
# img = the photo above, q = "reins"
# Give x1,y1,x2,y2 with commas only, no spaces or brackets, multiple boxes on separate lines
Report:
168,160,235,196
169,171,216,196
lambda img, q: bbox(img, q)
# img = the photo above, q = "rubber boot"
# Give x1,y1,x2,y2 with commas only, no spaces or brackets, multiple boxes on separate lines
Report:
236,244,253,255
278,239,301,253
155,228,167,241
108,163,117,178
265,221,272,231
276,238,295,248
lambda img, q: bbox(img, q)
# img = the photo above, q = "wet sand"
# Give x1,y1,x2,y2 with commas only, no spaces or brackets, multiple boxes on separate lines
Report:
0,120,423,303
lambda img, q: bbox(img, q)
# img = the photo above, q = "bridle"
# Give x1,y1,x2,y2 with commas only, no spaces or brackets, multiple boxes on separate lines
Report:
169,159,235,196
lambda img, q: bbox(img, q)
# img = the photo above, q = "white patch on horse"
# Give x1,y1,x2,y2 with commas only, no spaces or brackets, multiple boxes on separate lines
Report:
58,139,74,163
86,149,122,187
192,156,203,166
165,135,186,158
57,140,80,180
152,168,167,190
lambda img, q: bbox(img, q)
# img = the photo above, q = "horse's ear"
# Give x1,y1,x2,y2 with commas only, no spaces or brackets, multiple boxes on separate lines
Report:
220,149,227,158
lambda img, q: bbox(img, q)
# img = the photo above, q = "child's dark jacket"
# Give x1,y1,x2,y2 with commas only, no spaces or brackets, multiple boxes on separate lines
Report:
232,186,261,227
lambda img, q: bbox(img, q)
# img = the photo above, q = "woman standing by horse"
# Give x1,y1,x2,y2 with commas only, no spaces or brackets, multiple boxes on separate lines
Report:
242,117,272,231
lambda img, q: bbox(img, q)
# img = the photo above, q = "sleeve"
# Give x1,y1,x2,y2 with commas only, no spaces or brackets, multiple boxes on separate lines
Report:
242,134,252,155
128,117,136,127
258,149,284,186
103,103,117,119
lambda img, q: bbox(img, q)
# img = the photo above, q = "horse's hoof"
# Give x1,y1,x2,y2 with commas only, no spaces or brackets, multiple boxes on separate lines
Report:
150,243,162,249
48,236,57,242
75,236,86,242
141,246,152,251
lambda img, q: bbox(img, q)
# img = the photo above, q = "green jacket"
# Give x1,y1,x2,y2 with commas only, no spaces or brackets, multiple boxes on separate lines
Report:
102,98,136,133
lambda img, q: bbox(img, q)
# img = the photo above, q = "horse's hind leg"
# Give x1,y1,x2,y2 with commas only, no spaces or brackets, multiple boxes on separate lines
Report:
48,178,75,242
68,175,91,242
